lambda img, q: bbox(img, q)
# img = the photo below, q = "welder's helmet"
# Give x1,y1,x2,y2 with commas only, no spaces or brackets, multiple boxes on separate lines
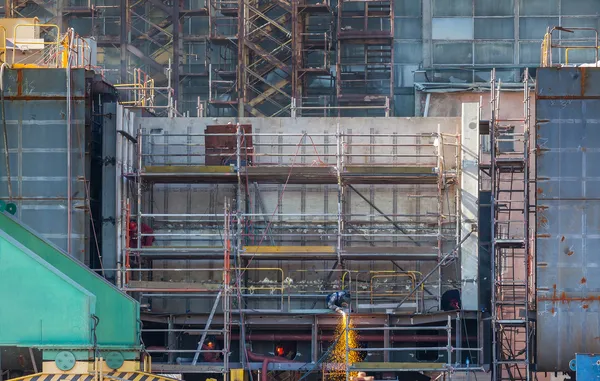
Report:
340,291,351,306
129,220,138,231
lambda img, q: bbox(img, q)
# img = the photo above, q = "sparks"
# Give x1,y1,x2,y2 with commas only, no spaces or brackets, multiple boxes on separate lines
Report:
327,314,362,381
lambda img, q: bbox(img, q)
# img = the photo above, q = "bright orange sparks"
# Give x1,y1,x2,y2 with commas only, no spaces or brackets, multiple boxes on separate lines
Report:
327,314,361,381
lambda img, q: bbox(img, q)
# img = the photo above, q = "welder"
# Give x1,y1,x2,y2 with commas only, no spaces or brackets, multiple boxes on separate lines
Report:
201,337,221,362
326,290,351,314
128,219,155,248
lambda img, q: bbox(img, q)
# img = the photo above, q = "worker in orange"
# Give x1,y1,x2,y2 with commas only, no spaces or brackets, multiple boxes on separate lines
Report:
128,219,155,248
201,338,221,362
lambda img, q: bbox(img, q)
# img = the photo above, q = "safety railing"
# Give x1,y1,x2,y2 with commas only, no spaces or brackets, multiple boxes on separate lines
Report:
138,131,448,167
115,68,156,108
344,315,484,376
540,26,599,67
0,26,6,64
12,23,60,68
291,97,390,117
300,32,331,69
115,60,179,116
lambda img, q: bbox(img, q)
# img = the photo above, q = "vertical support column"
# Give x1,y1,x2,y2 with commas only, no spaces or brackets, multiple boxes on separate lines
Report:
237,0,246,117
120,0,130,86
460,102,480,311
167,315,176,364
383,315,390,363
312,316,318,363
421,0,432,68
102,102,118,282
172,0,181,104
4,0,11,18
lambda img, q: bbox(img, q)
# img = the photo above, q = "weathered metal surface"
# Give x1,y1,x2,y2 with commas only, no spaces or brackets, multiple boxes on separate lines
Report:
0,69,87,261
572,353,600,379
536,67,600,371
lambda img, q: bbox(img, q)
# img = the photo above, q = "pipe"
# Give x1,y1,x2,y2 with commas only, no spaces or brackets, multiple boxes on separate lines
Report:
231,334,475,343
66,28,74,256
245,350,298,381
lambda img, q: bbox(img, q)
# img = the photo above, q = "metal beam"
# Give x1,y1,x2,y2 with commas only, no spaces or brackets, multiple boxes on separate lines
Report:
395,230,473,310
126,45,167,76
120,0,129,86
146,0,171,14
172,0,181,102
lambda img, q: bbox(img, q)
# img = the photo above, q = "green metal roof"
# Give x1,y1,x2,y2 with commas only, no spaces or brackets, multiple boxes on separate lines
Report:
0,212,140,350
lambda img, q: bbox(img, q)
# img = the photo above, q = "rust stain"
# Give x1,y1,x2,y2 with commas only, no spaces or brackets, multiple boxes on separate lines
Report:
583,304,589,309
16,70,22,96
561,236,565,242
538,205,549,211
565,249,574,256
537,188,544,194
538,216,548,227
551,307,555,314
582,277,587,284
537,234,551,238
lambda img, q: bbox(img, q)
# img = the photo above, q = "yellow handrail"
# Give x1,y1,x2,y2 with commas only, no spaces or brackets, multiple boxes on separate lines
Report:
12,23,60,68
369,272,417,304
565,46,600,65
0,26,6,63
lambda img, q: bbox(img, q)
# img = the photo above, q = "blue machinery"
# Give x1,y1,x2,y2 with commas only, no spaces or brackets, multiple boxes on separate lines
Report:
570,354,600,379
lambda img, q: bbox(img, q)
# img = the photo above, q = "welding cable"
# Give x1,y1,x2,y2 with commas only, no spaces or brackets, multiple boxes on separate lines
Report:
74,89,105,275
0,62,11,201
239,132,307,274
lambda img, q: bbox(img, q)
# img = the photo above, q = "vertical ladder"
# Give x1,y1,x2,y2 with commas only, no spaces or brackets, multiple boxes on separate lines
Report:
490,69,533,381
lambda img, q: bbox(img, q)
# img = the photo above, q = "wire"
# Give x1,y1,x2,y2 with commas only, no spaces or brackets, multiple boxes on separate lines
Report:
1,63,11,201
239,131,307,274
74,88,104,275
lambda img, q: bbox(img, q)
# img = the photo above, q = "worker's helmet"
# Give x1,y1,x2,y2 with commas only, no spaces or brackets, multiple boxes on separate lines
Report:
129,220,138,231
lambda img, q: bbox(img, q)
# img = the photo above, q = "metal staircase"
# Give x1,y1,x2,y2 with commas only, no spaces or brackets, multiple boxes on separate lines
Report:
490,69,534,381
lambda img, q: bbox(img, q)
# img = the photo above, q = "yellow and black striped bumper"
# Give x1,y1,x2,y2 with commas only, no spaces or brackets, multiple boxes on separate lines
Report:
9,372,178,381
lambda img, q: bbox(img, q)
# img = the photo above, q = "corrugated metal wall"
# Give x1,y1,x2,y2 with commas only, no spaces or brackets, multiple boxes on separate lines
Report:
0,68,88,262
536,67,600,372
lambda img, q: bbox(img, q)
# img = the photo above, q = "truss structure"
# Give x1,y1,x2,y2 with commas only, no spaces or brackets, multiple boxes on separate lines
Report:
1,0,393,116
490,69,535,381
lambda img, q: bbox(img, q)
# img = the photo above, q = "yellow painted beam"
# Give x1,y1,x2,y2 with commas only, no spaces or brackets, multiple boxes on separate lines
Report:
351,362,443,370
248,78,290,107
243,246,335,253
345,166,436,174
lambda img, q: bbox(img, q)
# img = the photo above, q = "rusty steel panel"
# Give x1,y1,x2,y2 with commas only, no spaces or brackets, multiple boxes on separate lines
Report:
536,67,600,372
204,124,252,165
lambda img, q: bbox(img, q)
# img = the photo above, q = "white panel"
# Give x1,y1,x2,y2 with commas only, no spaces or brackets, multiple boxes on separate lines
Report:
461,102,480,311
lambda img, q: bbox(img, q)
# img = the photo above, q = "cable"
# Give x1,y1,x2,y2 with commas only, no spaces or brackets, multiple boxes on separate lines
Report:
239,131,307,274
1,63,11,201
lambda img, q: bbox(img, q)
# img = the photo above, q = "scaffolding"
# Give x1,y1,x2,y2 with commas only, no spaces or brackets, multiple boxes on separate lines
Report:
335,0,393,116
0,0,397,116
489,69,534,381
111,115,492,378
